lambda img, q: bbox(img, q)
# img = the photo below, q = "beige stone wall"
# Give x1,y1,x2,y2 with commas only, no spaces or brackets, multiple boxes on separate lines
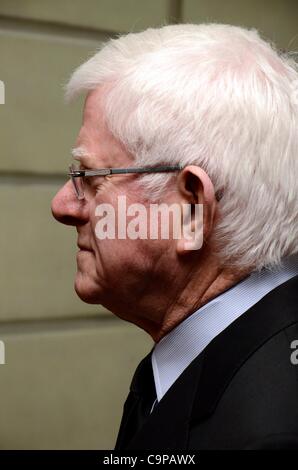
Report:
0,0,296,449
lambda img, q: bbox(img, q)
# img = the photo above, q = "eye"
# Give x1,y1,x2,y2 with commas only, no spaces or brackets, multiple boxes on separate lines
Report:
85,175,101,186
84,176,106,194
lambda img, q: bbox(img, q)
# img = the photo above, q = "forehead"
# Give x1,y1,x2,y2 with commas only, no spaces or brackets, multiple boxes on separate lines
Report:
74,87,133,168
82,86,104,123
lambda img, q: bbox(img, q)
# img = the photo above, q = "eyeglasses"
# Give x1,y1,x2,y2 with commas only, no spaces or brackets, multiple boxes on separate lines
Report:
68,163,182,200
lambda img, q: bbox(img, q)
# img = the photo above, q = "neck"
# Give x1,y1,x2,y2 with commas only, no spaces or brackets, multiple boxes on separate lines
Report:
104,251,252,343
155,264,250,342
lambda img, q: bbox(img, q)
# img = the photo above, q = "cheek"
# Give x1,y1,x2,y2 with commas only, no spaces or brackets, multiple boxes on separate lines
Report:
90,229,153,284
88,185,157,272
88,186,123,251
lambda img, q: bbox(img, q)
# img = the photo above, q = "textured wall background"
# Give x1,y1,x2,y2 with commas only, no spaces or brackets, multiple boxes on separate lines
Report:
0,0,297,450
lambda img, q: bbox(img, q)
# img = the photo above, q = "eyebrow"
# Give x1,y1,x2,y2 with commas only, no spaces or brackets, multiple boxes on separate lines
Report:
71,146,91,161
71,147,97,169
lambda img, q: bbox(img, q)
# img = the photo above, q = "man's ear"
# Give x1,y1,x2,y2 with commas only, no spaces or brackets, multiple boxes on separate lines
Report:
176,165,217,254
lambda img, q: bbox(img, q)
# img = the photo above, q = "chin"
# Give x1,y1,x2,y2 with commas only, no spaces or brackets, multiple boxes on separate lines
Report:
74,274,102,304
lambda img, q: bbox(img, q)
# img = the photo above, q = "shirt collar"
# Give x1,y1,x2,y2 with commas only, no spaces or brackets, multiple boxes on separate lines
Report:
151,256,298,402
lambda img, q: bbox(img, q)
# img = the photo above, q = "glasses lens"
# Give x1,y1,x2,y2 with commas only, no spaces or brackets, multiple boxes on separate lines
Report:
69,164,84,199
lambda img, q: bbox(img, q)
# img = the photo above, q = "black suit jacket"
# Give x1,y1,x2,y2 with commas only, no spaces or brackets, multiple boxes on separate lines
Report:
115,275,298,450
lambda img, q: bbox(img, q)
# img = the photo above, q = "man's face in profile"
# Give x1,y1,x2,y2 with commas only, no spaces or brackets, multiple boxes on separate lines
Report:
51,87,174,321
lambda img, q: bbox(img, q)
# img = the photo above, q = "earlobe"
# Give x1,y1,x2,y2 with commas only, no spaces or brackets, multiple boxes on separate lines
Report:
176,202,204,254
176,236,204,254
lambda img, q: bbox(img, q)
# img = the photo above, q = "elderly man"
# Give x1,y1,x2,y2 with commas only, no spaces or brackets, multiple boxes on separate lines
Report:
52,23,298,449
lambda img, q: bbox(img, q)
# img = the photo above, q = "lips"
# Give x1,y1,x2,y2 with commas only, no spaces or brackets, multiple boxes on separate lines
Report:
77,244,92,251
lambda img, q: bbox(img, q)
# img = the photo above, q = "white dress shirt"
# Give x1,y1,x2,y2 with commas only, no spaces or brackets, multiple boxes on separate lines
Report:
151,255,298,403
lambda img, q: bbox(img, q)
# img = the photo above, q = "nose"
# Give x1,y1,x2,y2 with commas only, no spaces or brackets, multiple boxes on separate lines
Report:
51,180,89,226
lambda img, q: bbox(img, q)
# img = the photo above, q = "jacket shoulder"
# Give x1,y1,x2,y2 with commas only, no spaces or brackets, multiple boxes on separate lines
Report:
189,321,298,449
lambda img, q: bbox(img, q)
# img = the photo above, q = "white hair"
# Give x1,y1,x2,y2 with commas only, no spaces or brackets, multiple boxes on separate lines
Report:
65,23,298,271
